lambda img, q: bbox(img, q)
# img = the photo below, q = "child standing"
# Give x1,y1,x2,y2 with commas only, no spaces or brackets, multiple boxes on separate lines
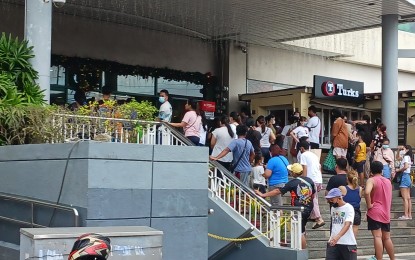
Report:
252,154,266,193
353,131,367,188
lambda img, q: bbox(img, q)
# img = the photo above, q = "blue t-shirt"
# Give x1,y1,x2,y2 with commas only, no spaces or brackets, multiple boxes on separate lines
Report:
267,155,289,186
228,138,254,173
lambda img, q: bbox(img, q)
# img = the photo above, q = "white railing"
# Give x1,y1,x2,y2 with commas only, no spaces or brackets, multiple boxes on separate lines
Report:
52,114,188,146
208,162,303,249
52,113,303,249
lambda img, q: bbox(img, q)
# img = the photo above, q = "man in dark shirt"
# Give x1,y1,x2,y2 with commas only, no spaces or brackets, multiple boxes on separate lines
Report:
245,117,262,157
256,163,315,249
325,158,348,195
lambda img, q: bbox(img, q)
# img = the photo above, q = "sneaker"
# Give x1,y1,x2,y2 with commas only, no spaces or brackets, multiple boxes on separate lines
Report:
398,216,409,220
366,257,377,260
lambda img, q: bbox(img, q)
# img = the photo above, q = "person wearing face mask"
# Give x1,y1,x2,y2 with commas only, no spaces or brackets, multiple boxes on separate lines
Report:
255,115,276,164
396,145,413,220
364,161,395,260
325,188,357,260
373,137,395,181
290,116,309,161
157,89,172,123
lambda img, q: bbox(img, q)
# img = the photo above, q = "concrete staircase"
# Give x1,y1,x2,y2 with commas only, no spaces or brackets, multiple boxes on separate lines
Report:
307,173,415,259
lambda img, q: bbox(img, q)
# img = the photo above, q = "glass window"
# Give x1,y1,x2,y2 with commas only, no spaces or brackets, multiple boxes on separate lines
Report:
50,66,65,86
117,75,155,95
157,77,203,97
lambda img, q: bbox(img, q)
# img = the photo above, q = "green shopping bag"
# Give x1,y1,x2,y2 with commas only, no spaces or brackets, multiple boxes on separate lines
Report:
323,148,336,174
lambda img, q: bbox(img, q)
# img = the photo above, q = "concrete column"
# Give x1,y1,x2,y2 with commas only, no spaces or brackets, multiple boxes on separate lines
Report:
25,0,52,104
382,14,399,147
228,42,247,113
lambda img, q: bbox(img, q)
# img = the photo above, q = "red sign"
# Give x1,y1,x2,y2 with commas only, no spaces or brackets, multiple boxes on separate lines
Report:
321,81,336,96
199,101,216,112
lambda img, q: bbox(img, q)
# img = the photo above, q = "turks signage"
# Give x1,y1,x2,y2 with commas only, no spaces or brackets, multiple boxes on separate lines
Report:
313,75,364,103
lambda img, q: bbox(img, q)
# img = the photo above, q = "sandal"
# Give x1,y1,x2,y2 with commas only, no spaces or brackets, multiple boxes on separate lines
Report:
312,221,325,229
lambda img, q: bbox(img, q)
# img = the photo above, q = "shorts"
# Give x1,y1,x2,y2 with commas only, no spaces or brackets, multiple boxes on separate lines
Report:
367,215,390,232
353,208,361,226
301,209,311,234
253,183,267,194
333,147,347,158
353,161,365,173
400,173,412,188
269,183,285,207
382,164,391,179
326,244,357,260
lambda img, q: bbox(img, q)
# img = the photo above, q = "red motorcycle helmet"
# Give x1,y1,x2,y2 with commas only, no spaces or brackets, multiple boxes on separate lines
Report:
68,233,111,260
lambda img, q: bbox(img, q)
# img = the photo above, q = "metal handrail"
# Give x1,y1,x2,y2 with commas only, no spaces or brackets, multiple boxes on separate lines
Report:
50,113,303,249
0,192,79,228
209,160,271,207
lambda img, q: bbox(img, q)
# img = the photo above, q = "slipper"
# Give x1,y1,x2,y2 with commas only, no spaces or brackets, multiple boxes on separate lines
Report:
398,216,410,220
312,221,325,229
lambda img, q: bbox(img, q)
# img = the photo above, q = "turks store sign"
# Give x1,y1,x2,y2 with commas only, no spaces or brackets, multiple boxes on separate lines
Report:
313,75,365,103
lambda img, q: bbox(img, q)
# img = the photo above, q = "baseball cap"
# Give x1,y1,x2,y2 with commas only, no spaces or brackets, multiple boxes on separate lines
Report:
287,163,303,174
325,188,342,199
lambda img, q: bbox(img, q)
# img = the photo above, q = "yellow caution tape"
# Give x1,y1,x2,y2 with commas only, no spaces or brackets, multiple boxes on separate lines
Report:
207,217,289,242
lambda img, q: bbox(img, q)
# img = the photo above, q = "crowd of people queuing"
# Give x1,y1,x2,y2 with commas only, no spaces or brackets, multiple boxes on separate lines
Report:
161,89,413,260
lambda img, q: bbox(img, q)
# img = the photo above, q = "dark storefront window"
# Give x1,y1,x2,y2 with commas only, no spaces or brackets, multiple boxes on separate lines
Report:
157,77,203,98
117,75,155,96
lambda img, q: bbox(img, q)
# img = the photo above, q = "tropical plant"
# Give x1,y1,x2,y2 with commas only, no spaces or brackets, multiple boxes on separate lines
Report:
117,100,158,121
0,32,44,105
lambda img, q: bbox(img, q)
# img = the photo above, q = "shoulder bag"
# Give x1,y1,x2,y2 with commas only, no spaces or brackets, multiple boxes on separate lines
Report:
230,139,248,172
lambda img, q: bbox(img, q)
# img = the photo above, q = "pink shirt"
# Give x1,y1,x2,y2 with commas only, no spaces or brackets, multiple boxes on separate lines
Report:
366,175,392,223
182,111,201,137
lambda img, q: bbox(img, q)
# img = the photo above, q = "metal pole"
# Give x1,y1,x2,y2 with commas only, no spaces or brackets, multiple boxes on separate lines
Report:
25,0,52,104
382,14,399,147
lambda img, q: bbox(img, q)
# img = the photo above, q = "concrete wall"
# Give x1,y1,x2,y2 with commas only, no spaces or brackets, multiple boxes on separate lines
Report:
248,45,415,94
0,3,218,75
0,143,209,260
285,28,415,73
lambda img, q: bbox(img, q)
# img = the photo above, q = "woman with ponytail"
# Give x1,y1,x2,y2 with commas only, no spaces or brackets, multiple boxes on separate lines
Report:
169,99,201,145
339,170,363,238
255,115,276,164
211,116,235,171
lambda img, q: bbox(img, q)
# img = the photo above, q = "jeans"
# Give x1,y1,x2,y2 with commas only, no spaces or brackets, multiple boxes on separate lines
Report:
236,171,251,187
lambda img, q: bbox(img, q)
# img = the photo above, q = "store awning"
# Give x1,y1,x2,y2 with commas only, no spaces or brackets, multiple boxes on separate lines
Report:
310,100,379,112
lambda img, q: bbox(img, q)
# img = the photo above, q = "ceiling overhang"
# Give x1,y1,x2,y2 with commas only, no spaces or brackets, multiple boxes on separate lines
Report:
1,0,415,48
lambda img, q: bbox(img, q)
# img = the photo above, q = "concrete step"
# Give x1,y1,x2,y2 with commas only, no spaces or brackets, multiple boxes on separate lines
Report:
308,243,415,259
317,211,409,220
308,234,415,248
307,226,415,239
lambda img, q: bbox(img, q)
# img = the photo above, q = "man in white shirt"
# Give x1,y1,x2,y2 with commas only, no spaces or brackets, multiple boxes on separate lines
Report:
307,106,321,149
325,188,357,260
299,140,325,229
158,89,172,122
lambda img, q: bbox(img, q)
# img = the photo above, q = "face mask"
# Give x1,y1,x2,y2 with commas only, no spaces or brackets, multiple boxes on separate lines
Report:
382,145,389,149
331,203,339,208
159,97,165,103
